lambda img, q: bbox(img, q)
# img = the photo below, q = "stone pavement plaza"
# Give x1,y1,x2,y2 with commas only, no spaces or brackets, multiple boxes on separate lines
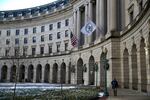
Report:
100,88,150,100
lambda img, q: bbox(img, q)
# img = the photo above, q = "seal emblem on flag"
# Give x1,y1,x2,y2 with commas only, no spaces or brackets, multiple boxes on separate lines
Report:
85,23,93,33
81,20,96,35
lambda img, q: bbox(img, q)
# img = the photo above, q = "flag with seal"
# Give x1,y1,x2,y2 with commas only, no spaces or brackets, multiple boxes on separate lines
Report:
81,20,96,36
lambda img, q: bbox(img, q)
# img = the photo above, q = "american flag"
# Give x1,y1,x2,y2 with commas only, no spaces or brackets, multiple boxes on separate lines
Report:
70,32,78,47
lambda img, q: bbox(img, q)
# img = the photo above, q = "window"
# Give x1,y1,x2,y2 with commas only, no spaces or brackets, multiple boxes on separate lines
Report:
65,30,69,37
32,36,36,43
49,45,52,54
23,47,28,56
65,43,68,51
15,38,19,45
57,22,61,28
49,24,53,30
6,39,10,45
24,38,28,44
14,47,19,56
41,26,45,32
57,32,61,39
33,27,36,33
65,19,69,26
40,47,44,55
41,35,44,42
24,29,28,35
57,44,60,52
5,49,9,56
49,34,53,40
7,30,11,36
32,47,36,55
16,29,20,36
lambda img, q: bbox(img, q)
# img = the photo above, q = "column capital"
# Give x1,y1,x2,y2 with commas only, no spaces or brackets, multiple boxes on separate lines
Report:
84,1,89,6
76,8,80,11
73,9,77,13
90,0,96,4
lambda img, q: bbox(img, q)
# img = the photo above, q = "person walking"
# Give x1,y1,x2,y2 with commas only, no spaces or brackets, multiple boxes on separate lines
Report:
111,78,118,96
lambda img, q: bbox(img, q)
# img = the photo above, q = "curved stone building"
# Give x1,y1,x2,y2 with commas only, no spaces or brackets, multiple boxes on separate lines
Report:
0,0,150,93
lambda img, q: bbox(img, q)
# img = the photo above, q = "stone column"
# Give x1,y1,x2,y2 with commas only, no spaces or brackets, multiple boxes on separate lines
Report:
128,53,133,89
96,0,100,40
75,64,77,84
77,8,81,45
66,65,69,84
50,66,53,83
0,66,1,81
58,66,61,83
73,10,77,36
145,42,150,92
7,67,11,82
107,0,117,36
33,66,36,83
16,65,20,82
84,3,89,45
97,61,100,86
110,0,117,32
136,47,141,91
42,67,44,82
99,0,105,40
88,1,93,44
25,66,28,82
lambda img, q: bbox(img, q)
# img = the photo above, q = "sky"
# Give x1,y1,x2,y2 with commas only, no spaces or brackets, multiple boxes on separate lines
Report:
0,0,56,11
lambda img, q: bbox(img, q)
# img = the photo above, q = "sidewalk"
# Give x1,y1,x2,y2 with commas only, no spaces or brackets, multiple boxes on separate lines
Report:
100,88,150,100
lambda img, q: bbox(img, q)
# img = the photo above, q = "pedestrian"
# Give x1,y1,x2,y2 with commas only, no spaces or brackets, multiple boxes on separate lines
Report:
111,78,118,96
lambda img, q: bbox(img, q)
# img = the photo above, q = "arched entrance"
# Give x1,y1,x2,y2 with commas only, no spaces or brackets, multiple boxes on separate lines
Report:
19,65,25,82
44,64,50,83
28,64,34,82
131,44,138,90
52,63,58,83
1,65,7,82
123,48,129,88
10,65,16,82
77,58,84,84
36,64,42,83
100,52,107,87
89,56,95,85
60,62,66,84
140,38,147,92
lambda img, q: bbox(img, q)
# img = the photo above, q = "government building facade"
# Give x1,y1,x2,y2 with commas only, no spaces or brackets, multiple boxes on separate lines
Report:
0,0,150,93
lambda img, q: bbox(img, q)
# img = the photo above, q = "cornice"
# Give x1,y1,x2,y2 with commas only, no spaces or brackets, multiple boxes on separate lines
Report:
0,0,70,22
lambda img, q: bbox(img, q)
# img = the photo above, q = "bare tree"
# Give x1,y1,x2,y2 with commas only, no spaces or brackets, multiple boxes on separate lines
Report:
5,34,27,99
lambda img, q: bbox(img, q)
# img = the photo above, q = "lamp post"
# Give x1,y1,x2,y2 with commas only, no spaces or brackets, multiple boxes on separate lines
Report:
101,57,109,96
94,62,98,87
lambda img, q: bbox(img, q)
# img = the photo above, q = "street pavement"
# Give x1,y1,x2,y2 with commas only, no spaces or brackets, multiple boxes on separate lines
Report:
99,88,150,100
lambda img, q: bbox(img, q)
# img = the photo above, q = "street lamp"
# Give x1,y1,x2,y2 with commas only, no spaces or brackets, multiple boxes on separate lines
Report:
101,57,109,96
94,62,98,87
